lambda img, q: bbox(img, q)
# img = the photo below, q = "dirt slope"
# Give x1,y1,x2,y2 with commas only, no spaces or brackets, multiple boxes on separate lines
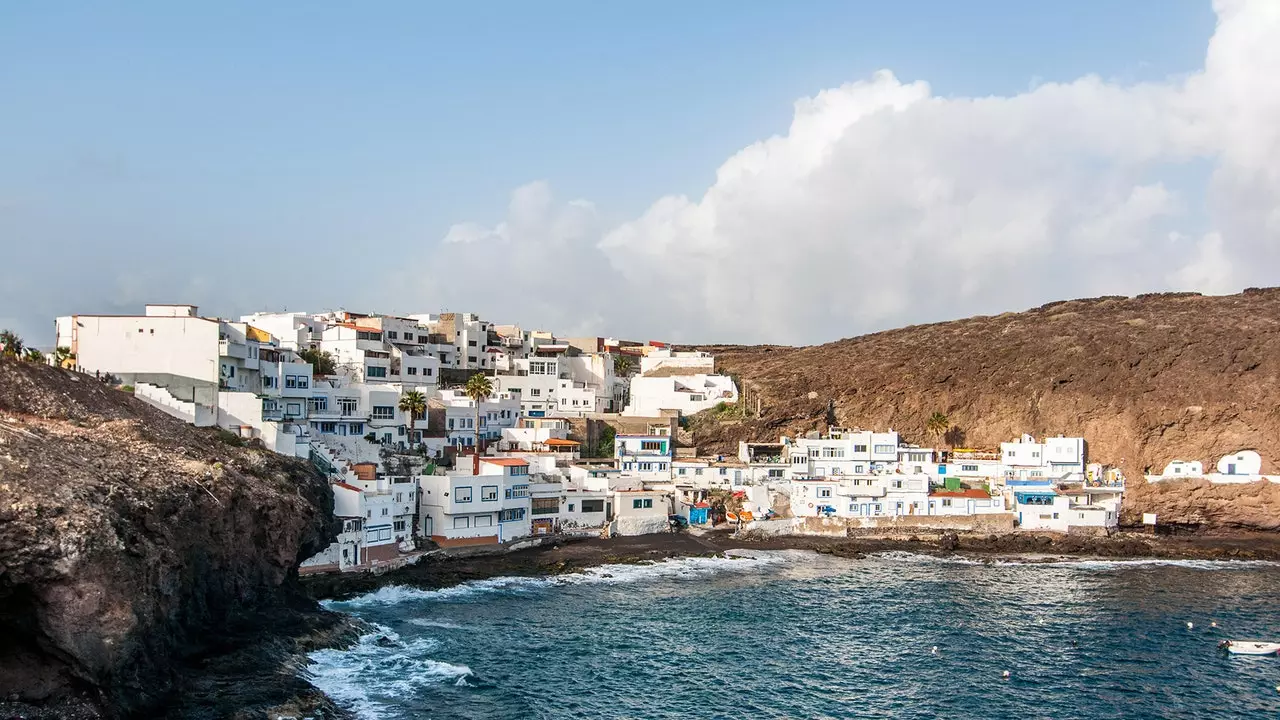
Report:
693,289,1280,530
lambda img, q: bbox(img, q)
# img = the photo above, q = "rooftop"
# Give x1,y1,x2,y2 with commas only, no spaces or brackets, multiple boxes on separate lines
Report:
928,488,993,499
481,457,529,467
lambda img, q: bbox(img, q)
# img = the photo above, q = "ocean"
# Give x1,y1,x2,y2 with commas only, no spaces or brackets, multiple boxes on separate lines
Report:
310,551,1280,719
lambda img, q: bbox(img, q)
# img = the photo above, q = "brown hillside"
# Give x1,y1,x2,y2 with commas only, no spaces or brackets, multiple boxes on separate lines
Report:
693,288,1280,482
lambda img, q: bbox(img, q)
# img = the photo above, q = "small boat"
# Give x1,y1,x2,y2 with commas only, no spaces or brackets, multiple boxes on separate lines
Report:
1219,640,1280,655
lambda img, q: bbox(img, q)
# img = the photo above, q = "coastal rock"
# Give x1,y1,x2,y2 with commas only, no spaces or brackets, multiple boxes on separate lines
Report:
692,288,1280,532
0,359,339,717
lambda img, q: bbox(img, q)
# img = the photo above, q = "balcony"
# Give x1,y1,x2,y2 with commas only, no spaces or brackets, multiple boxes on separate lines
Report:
218,339,248,359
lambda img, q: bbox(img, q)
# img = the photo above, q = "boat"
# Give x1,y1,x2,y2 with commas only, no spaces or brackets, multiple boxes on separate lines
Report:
1218,640,1280,655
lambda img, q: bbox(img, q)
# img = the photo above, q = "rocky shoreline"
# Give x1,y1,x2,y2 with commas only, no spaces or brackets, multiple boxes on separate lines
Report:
301,528,1280,602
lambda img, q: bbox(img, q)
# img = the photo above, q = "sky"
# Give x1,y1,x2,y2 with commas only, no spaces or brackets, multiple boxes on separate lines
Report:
2,0,1275,347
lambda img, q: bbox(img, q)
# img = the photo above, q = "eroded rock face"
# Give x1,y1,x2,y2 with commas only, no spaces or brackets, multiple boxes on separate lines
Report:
691,289,1280,531
0,359,336,717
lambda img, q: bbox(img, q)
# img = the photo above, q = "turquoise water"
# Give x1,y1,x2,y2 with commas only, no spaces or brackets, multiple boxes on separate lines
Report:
311,551,1280,719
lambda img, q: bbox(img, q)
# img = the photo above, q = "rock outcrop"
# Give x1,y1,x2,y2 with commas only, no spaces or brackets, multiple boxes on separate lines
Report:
0,359,339,717
692,288,1280,531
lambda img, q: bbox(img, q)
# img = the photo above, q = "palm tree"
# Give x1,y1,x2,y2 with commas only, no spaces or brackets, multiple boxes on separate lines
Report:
613,353,635,377
0,330,24,359
464,373,494,451
53,346,76,369
24,348,45,364
926,412,950,446
398,390,427,448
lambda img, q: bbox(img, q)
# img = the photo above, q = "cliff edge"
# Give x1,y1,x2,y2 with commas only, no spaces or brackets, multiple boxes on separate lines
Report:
0,359,339,718
693,288,1280,532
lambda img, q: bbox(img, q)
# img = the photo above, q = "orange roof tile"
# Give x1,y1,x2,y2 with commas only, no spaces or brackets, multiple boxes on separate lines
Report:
543,438,580,446
481,457,530,467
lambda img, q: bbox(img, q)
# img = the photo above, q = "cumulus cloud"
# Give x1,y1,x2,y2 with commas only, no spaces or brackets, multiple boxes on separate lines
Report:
431,0,1280,345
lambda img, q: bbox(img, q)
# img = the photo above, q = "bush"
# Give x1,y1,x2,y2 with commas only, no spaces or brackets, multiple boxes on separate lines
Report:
120,385,135,393
215,428,245,447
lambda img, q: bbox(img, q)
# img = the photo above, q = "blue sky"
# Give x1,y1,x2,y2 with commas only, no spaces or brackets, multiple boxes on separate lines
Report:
0,1,1231,345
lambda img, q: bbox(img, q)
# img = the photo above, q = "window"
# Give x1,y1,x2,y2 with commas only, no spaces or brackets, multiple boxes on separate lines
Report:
372,406,395,420
677,468,687,475
286,402,302,417
367,366,388,378
309,397,328,412
467,340,477,347
581,499,604,513
407,366,418,375
468,356,476,363
455,486,473,503
641,440,664,451
530,388,541,397
453,516,470,529
909,452,927,462
381,508,389,516
500,508,525,522
892,480,903,489
695,468,704,476
394,520,406,531
961,464,978,473
338,398,358,415
356,331,383,341
506,484,529,498
874,444,895,454
532,497,558,515
817,487,832,498
262,376,277,389
942,499,952,507
481,485,498,501
318,422,336,433
822,447,844,458
395,492,403,503
853,444,867,453
387,331,398,340
348,423,364,434
511,466,528,476
425,368,433,376
1008,451,1017,457
632,498,653,509
568,503,575,512
768,469,784,478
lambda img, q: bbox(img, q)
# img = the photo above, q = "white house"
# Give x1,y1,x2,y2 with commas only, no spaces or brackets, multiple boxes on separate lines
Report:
417,457,532,546
1001,434,1087,482
612,488,672,536
615,433,673,479
1217,450,1263,477
638,349,715,375
927,488,1005,516
1158,459,1205,478
433,389,520,449
623,374,738,417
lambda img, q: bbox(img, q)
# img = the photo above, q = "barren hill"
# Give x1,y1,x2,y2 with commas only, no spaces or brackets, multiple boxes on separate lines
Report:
694,288,1280,482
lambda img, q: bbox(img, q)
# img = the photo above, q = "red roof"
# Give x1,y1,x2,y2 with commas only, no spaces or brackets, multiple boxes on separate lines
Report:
333,482,363,493
543,438,580,446
928,488,992,499
481,457,529,467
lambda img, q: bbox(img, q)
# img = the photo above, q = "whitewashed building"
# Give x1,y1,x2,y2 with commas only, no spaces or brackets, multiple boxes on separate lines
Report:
417,457,532,546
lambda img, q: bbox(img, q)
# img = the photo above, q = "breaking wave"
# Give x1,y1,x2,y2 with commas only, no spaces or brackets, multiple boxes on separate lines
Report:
306,626,472,720
325,550,786,609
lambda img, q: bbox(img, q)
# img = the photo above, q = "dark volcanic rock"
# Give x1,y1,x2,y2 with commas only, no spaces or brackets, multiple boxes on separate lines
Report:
0,359,340,718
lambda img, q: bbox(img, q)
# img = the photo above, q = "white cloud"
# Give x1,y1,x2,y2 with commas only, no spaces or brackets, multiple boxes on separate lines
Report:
426,0,1279,344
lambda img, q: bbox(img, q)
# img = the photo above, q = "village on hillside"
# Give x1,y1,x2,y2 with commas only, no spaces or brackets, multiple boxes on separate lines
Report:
11,303,1271,574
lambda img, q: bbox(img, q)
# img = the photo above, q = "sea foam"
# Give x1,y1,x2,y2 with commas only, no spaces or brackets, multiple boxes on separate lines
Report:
325,550,786,608
306,625,472,720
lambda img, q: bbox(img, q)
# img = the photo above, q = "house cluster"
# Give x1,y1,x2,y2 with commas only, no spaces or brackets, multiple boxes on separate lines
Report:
55,303,1157,572
52,303,740,570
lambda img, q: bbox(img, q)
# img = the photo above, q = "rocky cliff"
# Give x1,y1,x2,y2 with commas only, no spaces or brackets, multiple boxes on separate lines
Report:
693,288,1280,531
0,359,340,718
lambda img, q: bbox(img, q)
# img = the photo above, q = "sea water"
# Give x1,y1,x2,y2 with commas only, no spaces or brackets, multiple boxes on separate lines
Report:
309,550,1280,719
